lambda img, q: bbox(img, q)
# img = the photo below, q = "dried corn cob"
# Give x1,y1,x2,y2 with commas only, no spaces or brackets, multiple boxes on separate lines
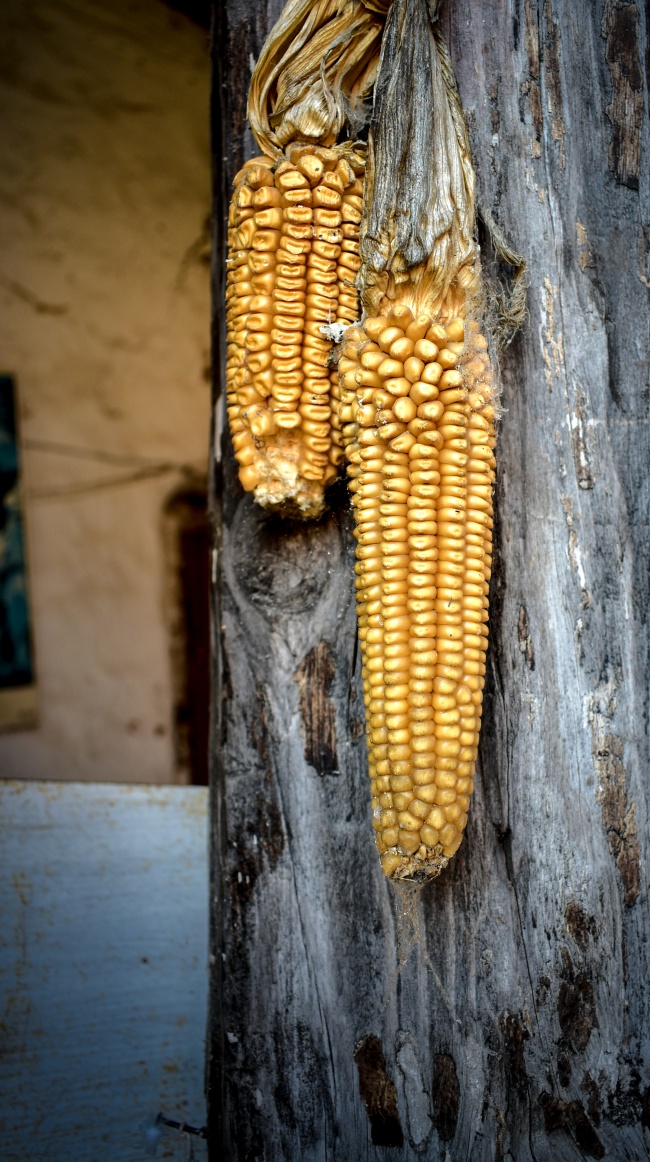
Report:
340,302,496,880
336,0,525,881
225,0,386,517
226,142,365,517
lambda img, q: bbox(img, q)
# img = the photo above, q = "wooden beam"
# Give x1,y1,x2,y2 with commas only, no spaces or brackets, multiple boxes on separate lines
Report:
208,2,650,1156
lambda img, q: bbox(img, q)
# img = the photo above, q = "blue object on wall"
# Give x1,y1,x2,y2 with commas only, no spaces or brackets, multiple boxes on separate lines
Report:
0,374,37,732
0,375,34,688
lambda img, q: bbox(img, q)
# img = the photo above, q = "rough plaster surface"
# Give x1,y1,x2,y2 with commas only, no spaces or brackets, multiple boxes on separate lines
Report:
0,0,210,781
0,780,209,1160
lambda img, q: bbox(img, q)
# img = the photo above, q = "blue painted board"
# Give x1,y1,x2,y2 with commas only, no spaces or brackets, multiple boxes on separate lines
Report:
0,781,208,1161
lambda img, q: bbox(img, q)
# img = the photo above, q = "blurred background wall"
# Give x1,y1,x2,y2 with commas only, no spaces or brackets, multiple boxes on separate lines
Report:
0,0,211,783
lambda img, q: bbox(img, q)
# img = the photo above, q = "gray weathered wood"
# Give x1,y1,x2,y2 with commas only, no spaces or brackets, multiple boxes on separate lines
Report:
208,1,649,1157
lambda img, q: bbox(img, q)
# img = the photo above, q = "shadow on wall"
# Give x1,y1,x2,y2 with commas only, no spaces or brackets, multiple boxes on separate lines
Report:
163,0,211,29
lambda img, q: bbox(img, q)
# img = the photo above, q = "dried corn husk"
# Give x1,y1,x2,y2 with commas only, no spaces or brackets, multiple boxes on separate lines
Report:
359,0,526,330
248,0,386,157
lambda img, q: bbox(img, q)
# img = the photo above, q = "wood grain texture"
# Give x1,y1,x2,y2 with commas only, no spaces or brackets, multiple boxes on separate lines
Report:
209,1,650,1157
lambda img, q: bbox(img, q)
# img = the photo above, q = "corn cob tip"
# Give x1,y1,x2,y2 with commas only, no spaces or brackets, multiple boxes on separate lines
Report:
381,845,449,882
242,444,330,519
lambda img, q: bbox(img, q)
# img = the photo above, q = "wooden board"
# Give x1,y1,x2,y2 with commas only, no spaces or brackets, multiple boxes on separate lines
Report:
208,1,650,1157
0,782,208,1161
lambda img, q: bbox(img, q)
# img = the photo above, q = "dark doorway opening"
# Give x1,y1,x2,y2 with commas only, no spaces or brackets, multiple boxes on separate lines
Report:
164,487,210,785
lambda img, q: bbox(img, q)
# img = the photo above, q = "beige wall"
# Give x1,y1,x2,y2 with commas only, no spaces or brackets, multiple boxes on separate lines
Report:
0,0,211,781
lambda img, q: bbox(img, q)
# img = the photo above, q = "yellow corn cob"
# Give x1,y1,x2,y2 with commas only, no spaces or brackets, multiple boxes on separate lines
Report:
339,300,496,880
226,142,365,518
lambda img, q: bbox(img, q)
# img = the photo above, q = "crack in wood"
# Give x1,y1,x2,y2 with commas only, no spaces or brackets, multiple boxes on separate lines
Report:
542,0,566,167
431,1053,460,1142
293,641,339,777
593,732,641,906
517,604,535,670
354,1035,404,1148
522,0,543,155
602,2,643,189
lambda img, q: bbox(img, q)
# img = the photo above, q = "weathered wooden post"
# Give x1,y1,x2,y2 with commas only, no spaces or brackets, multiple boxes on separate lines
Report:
208,1,649,1157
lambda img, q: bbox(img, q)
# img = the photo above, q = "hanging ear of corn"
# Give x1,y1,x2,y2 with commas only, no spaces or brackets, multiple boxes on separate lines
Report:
339,0,525,880
341,310,496,881
226,141,365,517
226,0,386,517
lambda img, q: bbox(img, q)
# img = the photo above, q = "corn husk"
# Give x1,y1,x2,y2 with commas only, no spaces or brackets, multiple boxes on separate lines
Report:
359,0,526,332
248,0,386,157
